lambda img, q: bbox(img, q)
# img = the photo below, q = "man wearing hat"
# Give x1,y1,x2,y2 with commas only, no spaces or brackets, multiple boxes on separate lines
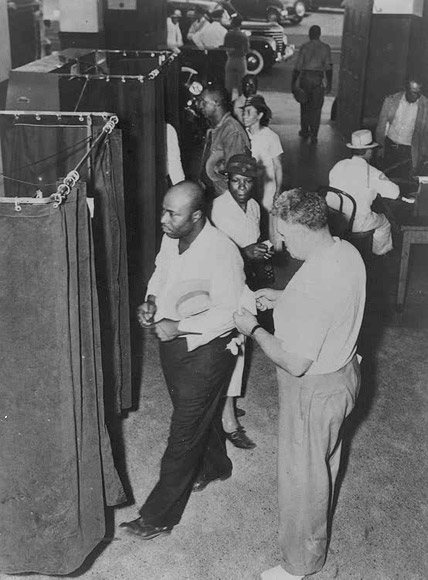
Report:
211,154,274,449
167,8,183,51
329,129,400,255
120,181,245,539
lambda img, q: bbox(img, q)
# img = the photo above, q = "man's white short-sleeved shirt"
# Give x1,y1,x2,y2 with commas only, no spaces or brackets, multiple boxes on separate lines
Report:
273,238,366,375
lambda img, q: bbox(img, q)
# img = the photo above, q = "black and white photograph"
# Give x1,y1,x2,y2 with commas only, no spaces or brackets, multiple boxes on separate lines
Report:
0,0,427,579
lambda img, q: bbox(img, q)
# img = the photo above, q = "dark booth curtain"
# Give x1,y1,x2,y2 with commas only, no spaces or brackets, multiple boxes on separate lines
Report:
0,188,126,575
0,116,132,412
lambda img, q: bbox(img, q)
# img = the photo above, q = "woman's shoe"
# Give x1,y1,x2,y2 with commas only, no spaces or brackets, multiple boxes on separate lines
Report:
225,426,256,450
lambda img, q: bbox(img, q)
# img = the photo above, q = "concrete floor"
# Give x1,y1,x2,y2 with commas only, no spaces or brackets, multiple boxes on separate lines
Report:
3,93,428,580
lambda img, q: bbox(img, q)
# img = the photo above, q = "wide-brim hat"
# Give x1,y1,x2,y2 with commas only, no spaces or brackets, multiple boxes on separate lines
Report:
346,129,378,149
171,9,182,17
221,153,258,178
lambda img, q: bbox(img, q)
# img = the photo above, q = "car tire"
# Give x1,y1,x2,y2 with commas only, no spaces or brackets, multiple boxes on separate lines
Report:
246,49,265,75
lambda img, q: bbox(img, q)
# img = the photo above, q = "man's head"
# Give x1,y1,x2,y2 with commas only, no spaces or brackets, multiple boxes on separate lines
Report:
405,79,423,104
231,15,243,28
273,188,329,260
241,74,258,98
224,154,258,206
169,8,182,23
161,181,206,239
309,25,321,40
200,86,231,122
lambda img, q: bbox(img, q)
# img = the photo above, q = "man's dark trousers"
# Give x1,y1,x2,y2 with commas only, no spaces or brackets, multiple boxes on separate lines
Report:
138,333,235,528
300,71,325,139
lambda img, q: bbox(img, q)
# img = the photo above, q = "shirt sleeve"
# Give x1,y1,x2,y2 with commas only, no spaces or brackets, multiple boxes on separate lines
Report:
368,165,400,200
145,236,169,300
295,45,305,71
166,124,185,185
268,131,283,158
177,241,245,337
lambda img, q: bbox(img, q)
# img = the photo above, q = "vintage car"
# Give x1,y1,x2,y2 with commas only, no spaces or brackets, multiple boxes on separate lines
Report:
168,0,295,75
305,0,345,11
230,0,306,24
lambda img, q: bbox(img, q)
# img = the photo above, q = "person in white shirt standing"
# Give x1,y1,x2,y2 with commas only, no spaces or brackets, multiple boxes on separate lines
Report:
329,129,400,255
120,181,245,540
234,188,366,580
243,94,284,247
166,8,183,52
192,9,227,49
376,78,428,180
211,154,273,450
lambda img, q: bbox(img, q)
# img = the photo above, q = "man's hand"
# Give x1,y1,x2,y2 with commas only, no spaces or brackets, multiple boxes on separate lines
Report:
233,307,258,337
255,288,282,311
243,243,274,261
137,297,157,328
153,319,180,342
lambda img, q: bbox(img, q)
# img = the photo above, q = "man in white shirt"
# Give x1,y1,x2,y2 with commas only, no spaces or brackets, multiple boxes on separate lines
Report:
166,9,183,51
121,181,245,540
329,129,400,255
376,78,428,179
234,188,366,580
192,9,227,49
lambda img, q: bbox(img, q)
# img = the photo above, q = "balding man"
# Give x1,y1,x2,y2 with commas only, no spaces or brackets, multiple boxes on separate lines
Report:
200,86,250,197
121,181,245,540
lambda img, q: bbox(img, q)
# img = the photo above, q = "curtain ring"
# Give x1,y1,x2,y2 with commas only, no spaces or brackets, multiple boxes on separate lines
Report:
14,198,22,212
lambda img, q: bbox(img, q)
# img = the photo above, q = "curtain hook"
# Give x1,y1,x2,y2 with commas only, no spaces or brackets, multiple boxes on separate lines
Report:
35,115,41,121
121,76,126,83
14,198,22,212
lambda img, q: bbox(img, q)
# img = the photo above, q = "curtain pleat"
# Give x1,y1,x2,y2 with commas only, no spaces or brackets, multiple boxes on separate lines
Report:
0,188,125,575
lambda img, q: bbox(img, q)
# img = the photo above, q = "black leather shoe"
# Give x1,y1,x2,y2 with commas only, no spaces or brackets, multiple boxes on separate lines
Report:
311,136,318,144
120,517,172,540
236,407,246,418
192,472,232,492
225,427,256,450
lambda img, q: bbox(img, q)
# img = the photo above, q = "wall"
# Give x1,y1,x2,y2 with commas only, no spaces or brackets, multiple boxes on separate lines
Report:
103,0,167,50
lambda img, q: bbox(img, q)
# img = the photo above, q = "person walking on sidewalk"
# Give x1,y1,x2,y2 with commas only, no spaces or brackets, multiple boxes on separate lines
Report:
292,25,332,144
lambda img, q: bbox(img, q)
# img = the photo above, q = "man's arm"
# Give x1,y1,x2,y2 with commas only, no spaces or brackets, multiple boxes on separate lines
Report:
178,241,245,337
369,165,400,200
233,308,313,377
272,154,283,198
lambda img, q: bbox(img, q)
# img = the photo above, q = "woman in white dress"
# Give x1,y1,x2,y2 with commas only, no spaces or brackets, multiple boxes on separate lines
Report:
243,95,284,248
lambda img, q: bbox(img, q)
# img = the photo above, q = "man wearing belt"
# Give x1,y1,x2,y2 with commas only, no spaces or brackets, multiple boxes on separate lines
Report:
121,181,245,540
234,189,366,580
376,78,428,180
292,25,332,144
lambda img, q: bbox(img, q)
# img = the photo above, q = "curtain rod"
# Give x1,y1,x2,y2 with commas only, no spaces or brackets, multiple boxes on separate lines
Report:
0,111,115,119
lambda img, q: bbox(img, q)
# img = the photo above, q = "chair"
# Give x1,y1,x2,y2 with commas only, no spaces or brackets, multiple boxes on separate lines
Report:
318,186,375,263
